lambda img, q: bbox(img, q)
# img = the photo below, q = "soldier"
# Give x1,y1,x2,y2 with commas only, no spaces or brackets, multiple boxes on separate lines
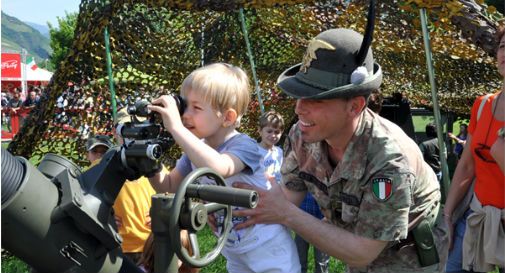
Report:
234,28,442,272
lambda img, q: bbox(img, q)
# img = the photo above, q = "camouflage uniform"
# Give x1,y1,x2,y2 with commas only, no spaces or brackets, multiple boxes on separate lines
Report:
282,109,441,273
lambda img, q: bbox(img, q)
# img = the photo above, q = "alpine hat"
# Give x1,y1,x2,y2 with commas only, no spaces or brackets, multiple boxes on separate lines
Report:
277,28,382,99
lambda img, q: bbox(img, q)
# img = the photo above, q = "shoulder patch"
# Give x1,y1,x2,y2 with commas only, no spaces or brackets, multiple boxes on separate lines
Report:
371,177,393,201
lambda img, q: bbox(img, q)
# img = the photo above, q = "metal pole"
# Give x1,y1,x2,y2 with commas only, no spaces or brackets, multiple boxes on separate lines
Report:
239,8,265,114
104,27,117,122
420,8,450,203
200,18,205,67
21,48,28,98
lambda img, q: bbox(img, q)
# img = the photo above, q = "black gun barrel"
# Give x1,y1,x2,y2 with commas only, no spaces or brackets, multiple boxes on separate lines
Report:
186,184,258,209
1,148,142,273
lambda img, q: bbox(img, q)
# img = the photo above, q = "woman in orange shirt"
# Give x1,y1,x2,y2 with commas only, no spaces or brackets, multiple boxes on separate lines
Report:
444,26,505,273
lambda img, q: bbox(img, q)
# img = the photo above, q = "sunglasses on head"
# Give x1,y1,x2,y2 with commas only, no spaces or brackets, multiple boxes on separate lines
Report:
499,127,505,139
474,143,496,163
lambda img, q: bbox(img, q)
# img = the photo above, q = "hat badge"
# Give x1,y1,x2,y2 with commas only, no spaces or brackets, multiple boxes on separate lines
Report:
300,39,336,73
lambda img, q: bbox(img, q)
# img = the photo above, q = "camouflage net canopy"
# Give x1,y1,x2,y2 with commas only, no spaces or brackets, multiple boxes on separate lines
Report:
10,0,502,166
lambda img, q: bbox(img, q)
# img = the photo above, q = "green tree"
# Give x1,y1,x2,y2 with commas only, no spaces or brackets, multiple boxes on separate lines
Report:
48,12,77,71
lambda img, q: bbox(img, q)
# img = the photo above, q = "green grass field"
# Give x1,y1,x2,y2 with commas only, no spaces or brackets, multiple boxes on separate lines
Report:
1,227,345,273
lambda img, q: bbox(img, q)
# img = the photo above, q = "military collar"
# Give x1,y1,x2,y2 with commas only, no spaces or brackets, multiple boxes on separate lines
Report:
332,109,373,183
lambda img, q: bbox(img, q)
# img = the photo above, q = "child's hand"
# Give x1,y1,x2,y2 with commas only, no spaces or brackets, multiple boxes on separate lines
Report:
148,95,184,132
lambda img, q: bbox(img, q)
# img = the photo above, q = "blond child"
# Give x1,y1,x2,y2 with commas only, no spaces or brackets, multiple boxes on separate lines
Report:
148,63,300,273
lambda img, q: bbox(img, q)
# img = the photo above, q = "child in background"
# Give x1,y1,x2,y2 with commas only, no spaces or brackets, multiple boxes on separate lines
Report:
257,110,284,184
147,63,300,273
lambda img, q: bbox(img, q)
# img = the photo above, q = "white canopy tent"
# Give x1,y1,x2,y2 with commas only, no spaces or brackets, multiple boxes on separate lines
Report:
1,63,53,98
24,64,53,82
1,63,53,82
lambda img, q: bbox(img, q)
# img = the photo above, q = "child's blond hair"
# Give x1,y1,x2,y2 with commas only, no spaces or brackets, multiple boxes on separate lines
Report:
181,63,250,127
258,110,285,130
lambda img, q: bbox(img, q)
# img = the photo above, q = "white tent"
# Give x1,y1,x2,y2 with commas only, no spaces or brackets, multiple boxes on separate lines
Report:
1,63,53,82
1,63,53,99
24,64,53,82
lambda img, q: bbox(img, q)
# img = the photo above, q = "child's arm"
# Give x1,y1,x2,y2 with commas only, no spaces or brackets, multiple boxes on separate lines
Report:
148,95,246,178
171,127,246,177
148,167,184,193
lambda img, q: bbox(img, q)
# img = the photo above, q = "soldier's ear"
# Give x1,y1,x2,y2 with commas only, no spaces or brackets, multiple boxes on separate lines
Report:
349,96,366,116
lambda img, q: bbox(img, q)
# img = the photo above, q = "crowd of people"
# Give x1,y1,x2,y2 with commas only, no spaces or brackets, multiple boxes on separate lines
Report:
1,86,44,132
13,21,504,273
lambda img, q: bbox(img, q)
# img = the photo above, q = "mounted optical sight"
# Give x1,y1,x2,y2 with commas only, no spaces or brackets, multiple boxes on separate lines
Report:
115,94,186,177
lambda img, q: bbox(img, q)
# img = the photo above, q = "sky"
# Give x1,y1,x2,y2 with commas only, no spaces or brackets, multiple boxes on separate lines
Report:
2,0,81,26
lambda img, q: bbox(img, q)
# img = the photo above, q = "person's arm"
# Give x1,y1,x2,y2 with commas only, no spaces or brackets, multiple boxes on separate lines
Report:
148,167,184,193
233,182,388,268
148,95,245,178
448,132,465,145
491,131,505,173
448,132,457,141
443,134,475,218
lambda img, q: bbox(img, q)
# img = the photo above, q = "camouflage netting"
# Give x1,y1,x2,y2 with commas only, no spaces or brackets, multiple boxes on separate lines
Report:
9,0,502,166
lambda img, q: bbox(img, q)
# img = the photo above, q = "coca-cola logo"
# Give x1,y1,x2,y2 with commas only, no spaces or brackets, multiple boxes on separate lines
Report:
2,60,18,69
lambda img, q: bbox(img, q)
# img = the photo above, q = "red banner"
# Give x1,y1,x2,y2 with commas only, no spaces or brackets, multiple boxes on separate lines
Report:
1,53,22,79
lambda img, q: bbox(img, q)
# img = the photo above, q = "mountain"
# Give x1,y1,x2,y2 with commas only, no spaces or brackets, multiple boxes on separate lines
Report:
26,22,50,38
1,12,52,62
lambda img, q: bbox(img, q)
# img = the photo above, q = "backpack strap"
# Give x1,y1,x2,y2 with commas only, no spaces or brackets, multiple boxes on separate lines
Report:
477,94,492,121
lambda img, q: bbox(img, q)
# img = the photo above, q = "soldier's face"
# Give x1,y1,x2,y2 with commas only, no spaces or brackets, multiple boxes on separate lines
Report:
295,98,353,143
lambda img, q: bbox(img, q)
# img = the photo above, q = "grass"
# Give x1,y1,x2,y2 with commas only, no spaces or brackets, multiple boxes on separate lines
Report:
1,252,29,273
412,115,469,135
2,227,345,273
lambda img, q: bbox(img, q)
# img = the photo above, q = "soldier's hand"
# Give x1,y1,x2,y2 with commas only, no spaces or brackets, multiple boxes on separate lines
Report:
232,180,294,230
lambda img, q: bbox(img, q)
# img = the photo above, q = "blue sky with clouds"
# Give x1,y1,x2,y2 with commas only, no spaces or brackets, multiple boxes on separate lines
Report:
2,0,81,26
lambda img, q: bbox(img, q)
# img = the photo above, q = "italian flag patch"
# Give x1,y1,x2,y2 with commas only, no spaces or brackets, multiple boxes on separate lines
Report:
372,178,393,201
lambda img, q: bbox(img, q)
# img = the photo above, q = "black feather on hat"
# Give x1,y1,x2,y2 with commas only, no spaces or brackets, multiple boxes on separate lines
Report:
277,0,382,99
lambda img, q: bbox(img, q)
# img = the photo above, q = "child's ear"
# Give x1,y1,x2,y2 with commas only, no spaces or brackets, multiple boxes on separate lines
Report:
223,108,238,127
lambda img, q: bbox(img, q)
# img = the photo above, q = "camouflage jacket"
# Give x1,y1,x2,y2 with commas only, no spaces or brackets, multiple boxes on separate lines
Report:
282,109,441,273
